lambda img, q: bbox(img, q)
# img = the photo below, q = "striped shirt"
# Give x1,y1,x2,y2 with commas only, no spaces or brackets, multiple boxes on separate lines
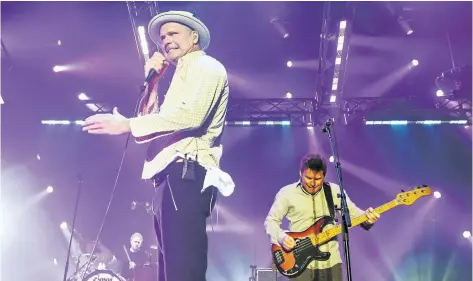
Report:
129,51,232,195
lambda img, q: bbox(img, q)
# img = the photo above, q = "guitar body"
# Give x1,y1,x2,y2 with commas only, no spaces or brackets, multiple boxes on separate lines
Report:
271,216,335,278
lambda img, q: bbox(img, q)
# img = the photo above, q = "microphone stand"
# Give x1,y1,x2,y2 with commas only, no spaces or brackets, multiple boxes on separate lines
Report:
62,175,83,281
321,118,353,281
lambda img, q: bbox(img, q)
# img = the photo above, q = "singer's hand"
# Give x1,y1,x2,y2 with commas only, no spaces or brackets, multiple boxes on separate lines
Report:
144,52,169,87
129,261,136,269
82,107,131,135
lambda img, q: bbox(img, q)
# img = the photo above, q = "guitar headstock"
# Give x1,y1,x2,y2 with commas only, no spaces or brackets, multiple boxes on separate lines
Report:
396,185,432,206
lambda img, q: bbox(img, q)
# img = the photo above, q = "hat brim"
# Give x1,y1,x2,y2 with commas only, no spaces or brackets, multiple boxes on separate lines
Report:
148,11,211,51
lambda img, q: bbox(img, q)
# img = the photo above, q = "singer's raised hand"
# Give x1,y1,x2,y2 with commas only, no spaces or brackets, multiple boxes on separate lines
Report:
144,52,169,86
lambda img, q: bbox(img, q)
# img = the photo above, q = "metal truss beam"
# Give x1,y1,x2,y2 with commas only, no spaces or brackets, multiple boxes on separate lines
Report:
43,96,471,127
126,1,159,63
435,97,472,120
226,96,472,126
342,96,472,124
226,98,324,127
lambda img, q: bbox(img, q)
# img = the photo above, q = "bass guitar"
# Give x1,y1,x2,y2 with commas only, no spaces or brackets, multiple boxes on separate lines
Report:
271,186,432,278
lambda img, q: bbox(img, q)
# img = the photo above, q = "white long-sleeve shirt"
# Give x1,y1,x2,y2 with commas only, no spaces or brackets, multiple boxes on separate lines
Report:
264,181,367,270
128,50,234,196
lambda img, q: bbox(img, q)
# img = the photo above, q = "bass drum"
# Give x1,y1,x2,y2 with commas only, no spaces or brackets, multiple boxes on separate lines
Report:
83,270,126,281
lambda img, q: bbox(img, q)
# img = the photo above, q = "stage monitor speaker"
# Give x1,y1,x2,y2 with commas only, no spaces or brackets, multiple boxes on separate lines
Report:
256,268,289,281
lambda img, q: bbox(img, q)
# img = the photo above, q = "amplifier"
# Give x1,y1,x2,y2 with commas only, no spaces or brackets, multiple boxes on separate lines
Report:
256,268,289,281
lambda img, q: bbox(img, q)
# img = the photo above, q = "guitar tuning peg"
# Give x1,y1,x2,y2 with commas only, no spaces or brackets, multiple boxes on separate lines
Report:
401,189,405,192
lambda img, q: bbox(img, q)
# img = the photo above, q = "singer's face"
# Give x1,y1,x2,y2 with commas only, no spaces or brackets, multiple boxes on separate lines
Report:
159,22,196,63
301,169,324,194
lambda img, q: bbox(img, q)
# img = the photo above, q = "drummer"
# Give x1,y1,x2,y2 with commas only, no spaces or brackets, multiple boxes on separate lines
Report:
120,232,151,280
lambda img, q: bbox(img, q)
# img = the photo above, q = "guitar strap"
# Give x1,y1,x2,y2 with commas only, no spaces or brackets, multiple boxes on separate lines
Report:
323,182,335,219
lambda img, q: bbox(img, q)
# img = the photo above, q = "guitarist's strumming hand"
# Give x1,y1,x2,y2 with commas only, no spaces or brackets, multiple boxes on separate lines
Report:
282,235,295,251
364,207,380,224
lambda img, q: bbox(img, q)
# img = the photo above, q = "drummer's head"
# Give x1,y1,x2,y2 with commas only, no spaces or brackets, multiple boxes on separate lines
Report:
130,232,143,251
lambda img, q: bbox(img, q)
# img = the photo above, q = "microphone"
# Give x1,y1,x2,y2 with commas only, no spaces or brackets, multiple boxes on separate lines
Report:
141,69,157,91
142,62,170,89
131,201,152,214
144,69,157,85
321,118,333,133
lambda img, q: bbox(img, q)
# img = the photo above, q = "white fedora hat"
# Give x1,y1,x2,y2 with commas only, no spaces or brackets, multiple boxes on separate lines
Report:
148,11,211,51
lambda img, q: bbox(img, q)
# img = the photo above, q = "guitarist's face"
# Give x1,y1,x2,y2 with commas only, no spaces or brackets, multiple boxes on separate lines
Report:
301,169,325,194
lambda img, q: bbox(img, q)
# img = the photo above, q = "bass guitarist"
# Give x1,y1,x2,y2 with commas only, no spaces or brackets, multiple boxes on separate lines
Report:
264,154,380,281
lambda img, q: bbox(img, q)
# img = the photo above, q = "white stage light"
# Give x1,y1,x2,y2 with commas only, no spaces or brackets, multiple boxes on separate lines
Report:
78,93,89,100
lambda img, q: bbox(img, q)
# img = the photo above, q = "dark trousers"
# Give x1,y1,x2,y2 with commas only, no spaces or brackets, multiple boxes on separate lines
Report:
290,264,343,281
153,162,217,281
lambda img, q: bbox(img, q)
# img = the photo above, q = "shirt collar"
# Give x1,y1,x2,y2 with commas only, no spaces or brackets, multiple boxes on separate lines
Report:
176,50,206,69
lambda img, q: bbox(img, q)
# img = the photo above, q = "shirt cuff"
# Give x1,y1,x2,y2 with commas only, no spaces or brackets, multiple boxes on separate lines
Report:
129,115,153,138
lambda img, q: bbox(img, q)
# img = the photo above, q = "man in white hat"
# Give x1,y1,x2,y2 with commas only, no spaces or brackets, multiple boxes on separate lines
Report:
83,10,235,281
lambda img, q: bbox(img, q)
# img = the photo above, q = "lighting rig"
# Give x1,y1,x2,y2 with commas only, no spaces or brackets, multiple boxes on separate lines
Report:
126,1,159,63
42,4,471,127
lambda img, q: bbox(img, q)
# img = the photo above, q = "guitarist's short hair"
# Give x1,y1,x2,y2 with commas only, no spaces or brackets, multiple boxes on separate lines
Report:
300,154,327,176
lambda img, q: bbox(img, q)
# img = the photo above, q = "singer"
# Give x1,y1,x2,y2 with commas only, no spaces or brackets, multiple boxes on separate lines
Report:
82,11,235,281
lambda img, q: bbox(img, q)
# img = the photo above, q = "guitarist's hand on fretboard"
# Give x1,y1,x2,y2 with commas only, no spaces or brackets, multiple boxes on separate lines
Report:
364,207,381,224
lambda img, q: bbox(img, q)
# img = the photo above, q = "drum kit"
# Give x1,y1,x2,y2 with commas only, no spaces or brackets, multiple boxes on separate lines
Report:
82,270,126,281
67,253,157,281
67,254,124,281
64,230,157,281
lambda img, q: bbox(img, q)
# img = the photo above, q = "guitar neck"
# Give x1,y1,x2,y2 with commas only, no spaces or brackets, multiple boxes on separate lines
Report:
313,199,399,244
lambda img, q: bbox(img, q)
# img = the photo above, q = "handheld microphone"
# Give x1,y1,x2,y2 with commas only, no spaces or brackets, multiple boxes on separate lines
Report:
144,69,157,84
141,69,157,91
142,61,170,89
321,118,333,133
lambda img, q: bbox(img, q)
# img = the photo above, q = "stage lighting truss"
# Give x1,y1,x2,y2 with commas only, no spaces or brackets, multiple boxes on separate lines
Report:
226,98,325,127
329,20,349,105
126,1,159,63
435,65,472,100
435,96,472,122
342,96,472,125
41,96,471,127
78,99,110,113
